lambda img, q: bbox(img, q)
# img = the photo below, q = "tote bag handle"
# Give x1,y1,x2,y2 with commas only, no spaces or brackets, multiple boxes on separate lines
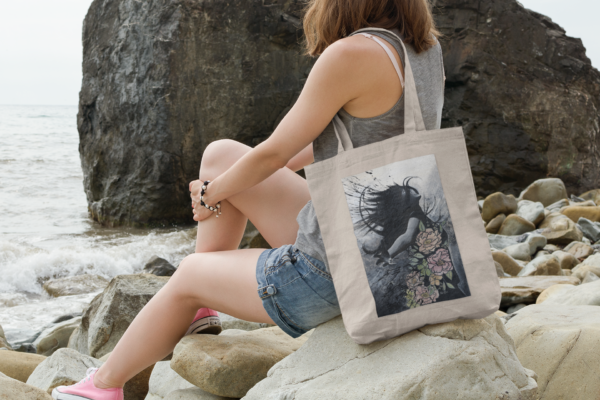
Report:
332,28,427,153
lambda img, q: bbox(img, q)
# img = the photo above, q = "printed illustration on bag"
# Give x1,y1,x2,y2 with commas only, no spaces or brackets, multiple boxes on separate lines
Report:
342,154,471,317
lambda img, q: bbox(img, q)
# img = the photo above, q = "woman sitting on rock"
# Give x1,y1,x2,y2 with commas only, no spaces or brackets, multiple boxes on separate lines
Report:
53,0,445,398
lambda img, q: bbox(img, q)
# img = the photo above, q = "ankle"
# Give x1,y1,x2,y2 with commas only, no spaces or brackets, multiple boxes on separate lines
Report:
93,368,123,390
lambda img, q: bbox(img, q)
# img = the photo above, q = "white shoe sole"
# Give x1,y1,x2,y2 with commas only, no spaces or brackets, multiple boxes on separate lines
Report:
52,388,92,400
185,316,222,335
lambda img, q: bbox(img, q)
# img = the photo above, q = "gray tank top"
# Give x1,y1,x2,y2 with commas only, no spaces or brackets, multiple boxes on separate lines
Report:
294,28,446,273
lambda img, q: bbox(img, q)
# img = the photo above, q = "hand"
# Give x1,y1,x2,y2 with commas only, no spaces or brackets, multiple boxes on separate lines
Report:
189,180,213,222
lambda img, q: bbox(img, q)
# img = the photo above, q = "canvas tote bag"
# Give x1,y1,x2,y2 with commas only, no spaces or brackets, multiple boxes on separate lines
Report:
304,28,501,344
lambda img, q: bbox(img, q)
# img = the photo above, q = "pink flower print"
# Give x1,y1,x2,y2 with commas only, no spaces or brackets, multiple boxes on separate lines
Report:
415,228,442,254
428,248,453,276
414,285,439,305
406,271,424,289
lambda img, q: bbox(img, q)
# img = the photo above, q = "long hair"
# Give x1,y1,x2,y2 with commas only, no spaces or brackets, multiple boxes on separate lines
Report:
303,0,440,56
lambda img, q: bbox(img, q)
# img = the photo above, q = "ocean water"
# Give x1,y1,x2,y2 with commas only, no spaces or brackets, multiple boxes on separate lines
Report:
0,105,196,344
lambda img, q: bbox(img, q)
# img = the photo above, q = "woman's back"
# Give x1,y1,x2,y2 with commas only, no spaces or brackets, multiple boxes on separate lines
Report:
295,28,446,270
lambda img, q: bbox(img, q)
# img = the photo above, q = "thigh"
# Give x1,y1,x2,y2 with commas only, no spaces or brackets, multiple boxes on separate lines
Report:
173,248,275,324
201,140,311,248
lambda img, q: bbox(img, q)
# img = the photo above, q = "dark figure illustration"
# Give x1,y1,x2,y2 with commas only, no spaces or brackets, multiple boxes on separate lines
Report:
344,174,470,317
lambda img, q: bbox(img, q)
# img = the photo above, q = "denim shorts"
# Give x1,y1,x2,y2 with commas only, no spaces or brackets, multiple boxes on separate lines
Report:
256,244,341,338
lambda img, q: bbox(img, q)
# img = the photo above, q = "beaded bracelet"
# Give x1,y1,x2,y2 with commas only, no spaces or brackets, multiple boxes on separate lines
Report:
200,180,222,218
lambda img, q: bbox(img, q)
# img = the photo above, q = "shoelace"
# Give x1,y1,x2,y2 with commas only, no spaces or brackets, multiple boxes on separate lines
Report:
75,368,98,386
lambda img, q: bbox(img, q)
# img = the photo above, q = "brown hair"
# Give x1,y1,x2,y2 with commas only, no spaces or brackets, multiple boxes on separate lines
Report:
303,0,440,56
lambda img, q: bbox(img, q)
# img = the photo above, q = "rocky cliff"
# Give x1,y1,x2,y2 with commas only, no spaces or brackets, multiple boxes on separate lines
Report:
78,0,600,226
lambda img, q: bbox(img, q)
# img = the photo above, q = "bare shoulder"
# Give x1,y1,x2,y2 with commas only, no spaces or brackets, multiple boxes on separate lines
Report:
318,35,381,66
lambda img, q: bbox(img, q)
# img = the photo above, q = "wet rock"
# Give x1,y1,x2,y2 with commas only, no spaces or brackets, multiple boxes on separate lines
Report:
0,371,53,400
506,305,600,400
564,241,593,261
171,327,308,398
485,213,506,234
43,275,109,297
516,200,545,226
579,189,600,204
553,251,579,270
517,255,562,277
145,361,195,400
500,276,580,306
498,214,536,236
68,274,169,358
143,256,177,277
539,215,583,245
26,348,101,394
535,284,572,304
518,179,568,207
481,192,518,222
0,324,12,350
492,251,523,276
0,351,46,382
577,217,600,242
503,243,531,262
244,315,537,400
34,317,81,357
562,206,600,223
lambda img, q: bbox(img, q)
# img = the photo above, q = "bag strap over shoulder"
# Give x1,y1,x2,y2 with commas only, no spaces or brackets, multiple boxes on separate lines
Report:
331,27,427,154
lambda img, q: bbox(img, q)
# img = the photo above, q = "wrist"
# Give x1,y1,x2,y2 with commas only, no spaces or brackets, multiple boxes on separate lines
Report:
200,180,222,217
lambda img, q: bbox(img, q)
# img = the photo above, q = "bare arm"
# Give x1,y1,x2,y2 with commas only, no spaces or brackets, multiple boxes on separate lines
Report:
388,218,420,259
285,143,314,172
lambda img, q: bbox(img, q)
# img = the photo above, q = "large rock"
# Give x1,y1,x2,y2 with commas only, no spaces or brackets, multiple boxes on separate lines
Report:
539,215,583,245
143,256,177,277
34,317,82,357
68,274,169,358
516,200,545,226
542,279,600,306
577,217,600,242
0,372,53,400
497,214,535,236
219,313,272,332
505,305,600,400
0,324,12,350
481,192,518,222
0,351,46,382
26,348,102,394
244,315,537,400
518,179,568,207
145,361,195,400
562,206,600,223
517,254,562,277
78,0,311,226
164,388,230,400
500,275,580,306
535,284,572,304
171,327,308,398
43,275,109,297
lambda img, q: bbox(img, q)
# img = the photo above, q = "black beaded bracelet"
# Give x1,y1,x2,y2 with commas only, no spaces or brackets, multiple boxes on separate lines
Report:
200,180,222,218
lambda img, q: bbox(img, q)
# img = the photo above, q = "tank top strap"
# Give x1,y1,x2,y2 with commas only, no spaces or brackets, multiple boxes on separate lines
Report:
357,33,404,88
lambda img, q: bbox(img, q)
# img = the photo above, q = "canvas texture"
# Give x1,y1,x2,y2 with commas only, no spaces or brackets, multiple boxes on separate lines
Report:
304,28,500,344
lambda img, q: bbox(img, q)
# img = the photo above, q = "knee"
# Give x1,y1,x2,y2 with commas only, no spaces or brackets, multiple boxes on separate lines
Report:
200,139,250,179
168,255,207,303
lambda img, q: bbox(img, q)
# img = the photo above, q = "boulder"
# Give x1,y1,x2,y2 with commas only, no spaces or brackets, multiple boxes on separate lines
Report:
145,361,195,400
562,206,600,223
0,324,12,350
542,279,600,306
539,215,583,245
577,217,600,242
505,305,600,400
244,315,537,400
164,388,231,400
535,284,572,304
500,276,580,306
0,372,53,400
516,200,545,226
564,241,593,261
68,274,169,358
26,348,102,394
498,214,536,236
503,243,531,262
485,213,505,234
492,251,523,276
579,189,600,204
34,317,81,357
143,256,177,277
171,327,308,398
519,179,568,207
552,250,579,270
0,351,46,382
481,192,518,222
43,275,109,297
517,255,562,277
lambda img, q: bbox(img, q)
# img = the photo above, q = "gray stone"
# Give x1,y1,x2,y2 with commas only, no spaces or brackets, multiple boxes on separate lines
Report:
487,233,526,250
143,256,176,277
546,199,570,213
503,243,532,262
164,388,231,400
516,200,545,226
34,317,81,357
570,194,586,203
517,255,563,277
68,274,169,358
26,348,101,394
43,275,109,297
145,361,195,400
244,315,537,400
506,303,527,314
578,217,600,242
505,305,600,400
524,233,547,255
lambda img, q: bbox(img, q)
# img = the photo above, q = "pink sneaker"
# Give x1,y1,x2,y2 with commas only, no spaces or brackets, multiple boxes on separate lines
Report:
52,368,123,400
185,308,222,335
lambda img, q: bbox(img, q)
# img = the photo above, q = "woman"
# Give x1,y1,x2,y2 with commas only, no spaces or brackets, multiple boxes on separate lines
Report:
52,0,444,398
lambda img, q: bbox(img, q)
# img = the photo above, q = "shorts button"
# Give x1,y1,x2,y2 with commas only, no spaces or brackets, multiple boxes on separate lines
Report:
266,286,276,295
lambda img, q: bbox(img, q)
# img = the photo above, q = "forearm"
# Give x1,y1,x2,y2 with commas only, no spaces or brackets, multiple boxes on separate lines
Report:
285,143,314,172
